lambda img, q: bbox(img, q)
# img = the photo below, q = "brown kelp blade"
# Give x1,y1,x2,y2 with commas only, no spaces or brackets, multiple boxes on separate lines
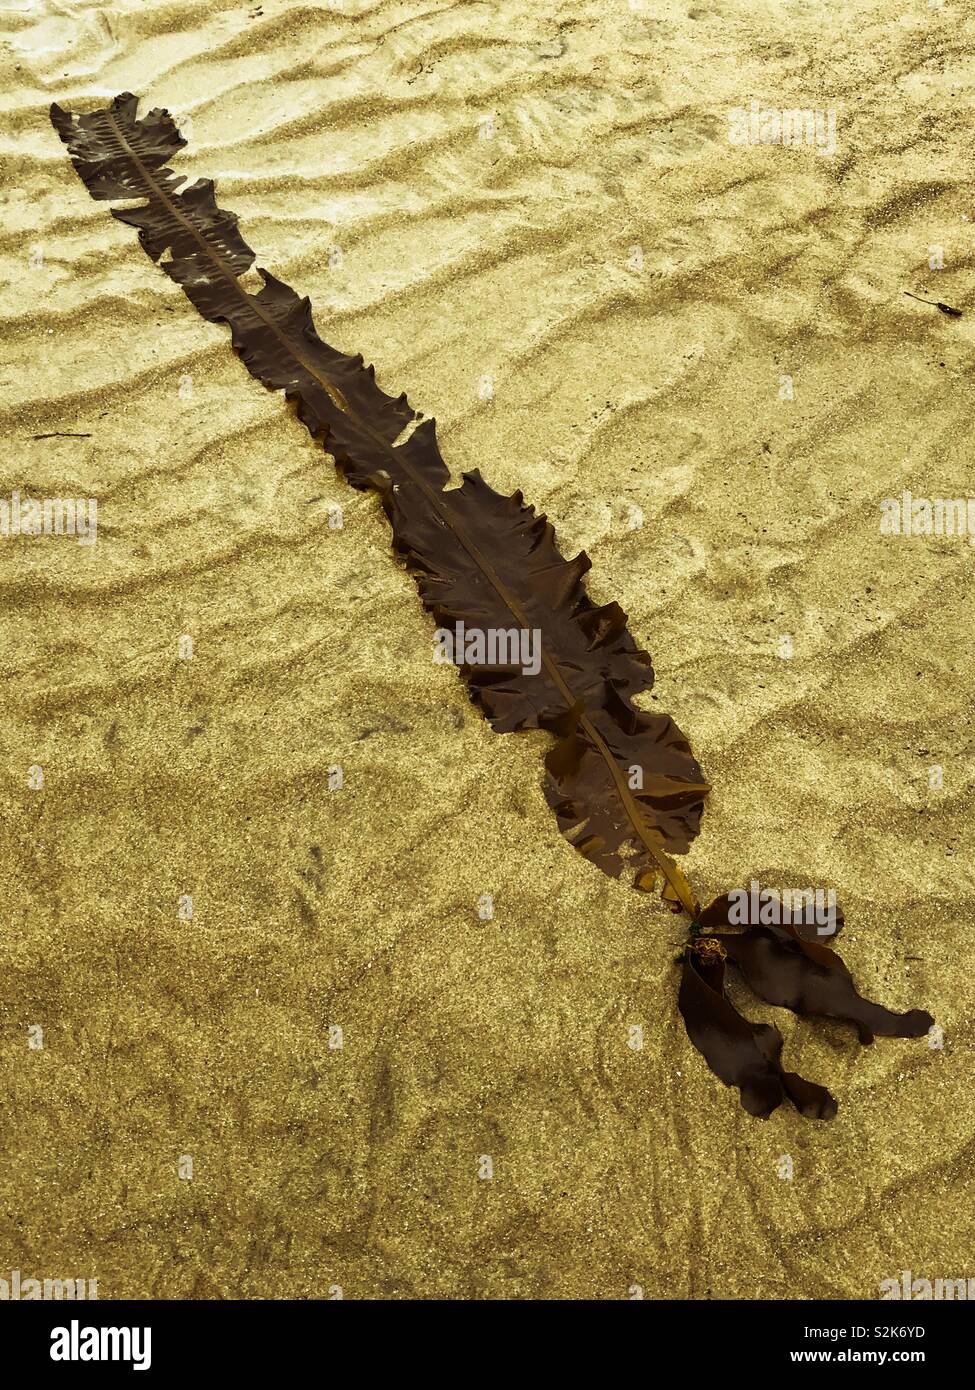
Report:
545,697,708,872
50,94,934,1119
678,946,837,1120
50,93,707,904
698,894,934,1045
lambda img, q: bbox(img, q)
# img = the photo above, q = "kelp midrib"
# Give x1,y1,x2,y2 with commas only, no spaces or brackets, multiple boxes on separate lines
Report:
103,107,698,916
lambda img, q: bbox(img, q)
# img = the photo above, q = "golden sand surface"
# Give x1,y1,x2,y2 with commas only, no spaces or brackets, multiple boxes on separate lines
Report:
1,0,972,1299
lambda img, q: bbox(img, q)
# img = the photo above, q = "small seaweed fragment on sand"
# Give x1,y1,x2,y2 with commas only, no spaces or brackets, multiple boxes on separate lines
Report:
904,291,963,317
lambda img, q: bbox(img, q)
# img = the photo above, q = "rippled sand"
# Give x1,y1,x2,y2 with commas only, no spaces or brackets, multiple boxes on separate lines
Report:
1,0,972,1299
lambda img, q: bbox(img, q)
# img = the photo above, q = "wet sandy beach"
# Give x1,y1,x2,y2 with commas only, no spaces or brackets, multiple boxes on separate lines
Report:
0,0,972,1298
